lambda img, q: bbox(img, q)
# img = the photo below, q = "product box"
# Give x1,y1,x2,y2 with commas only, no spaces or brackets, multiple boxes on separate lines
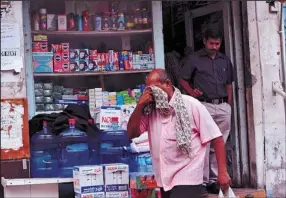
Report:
88,60,98,72
79,49,89,61
62,52,70,71
129,173,158,190
58,14,67,31
89,50,98,60
53,52,62,72
73,165,105,196
78,60,89,72
104,163,129,198
130,188,157,198
113,52,119,71
47,14,57,31
61,43,69,53
70,60,79,72
32,42,48,52
33,35,48,42
51,44,61,53
70,49,79,60
32,52,53,73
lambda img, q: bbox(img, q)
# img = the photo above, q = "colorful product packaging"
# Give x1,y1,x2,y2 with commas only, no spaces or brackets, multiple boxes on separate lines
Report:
58,14,67,31
130,188,157,198
32,42,48,52
32,52,53,73
47,14,57,31
53,52,62,72
129,173,158,190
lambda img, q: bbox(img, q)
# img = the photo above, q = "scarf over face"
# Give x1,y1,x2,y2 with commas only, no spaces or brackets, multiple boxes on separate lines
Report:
143,86,193,157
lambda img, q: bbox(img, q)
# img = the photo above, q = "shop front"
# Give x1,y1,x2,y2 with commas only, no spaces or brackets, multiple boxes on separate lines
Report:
1,1,286,198
2,1,164,197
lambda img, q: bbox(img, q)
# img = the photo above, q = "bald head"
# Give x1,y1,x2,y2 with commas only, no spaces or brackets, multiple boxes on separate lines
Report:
146,69,169,85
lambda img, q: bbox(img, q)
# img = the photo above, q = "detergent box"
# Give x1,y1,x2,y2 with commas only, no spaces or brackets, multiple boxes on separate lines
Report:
32,52,53,73
73,165,105,197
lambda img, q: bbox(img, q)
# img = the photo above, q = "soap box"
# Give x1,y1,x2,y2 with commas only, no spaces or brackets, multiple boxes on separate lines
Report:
104,163,129,198
32,52,53,73
73,165,105,196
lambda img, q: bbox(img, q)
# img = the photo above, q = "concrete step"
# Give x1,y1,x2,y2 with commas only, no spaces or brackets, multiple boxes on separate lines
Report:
207,188,266,198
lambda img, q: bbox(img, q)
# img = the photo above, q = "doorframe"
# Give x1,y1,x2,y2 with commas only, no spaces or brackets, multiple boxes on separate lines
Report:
184,2,250,187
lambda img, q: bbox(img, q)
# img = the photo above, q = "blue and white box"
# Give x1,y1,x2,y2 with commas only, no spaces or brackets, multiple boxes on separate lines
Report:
32,52,53,73
73,165,105,197
104,163,129,198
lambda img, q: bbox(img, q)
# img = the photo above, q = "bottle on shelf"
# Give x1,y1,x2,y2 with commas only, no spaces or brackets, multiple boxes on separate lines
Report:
134,8,143,30
142,8,149,29
39,8,47,31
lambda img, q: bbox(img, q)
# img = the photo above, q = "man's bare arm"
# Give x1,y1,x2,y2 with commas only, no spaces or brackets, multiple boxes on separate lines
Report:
212,136,231,190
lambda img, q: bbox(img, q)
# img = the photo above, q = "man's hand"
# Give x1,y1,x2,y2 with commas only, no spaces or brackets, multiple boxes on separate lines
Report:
217,170,231,192
138,88,153,107
189,88,203,98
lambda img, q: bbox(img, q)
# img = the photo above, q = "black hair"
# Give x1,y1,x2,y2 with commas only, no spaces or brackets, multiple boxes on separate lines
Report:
203,26,222,40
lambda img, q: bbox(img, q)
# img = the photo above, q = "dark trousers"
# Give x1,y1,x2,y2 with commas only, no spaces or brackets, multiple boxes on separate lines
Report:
160,185,208,198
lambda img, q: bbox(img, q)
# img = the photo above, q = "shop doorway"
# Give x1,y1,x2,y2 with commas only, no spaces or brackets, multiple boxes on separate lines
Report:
162,1,248,187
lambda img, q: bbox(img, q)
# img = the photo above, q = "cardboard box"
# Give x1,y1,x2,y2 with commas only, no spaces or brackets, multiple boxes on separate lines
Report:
78,60,89,72
88,60,98,72
58,14,67,31
51,44,61,53
70,49,79,60
32,52,53,73
70,60,79,72
73,165,105,196
104,163,129,198
79,49,89,60
130,188,157,198
61,43,69,53
129,173,158,190
33,35,48,42
47,14,57,31
89,50,98,60
32,42,48,52
53,52,62,72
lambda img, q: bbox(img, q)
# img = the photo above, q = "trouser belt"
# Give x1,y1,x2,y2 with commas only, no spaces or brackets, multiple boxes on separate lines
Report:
199,97,228,105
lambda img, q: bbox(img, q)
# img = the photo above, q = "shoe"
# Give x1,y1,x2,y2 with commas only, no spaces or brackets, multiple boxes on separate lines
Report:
206,182,220,194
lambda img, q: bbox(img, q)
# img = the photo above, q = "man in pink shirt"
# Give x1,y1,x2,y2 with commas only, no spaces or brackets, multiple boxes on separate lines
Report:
127,69,231,198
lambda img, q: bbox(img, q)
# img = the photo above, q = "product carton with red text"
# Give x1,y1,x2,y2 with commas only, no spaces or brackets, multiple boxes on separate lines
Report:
103,163,129,198
73,165,105,196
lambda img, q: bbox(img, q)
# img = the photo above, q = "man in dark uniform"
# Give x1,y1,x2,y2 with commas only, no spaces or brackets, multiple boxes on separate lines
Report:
180,27,234,194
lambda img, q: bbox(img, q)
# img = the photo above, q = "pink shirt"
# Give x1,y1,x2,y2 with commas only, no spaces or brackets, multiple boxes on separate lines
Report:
140,94,222,191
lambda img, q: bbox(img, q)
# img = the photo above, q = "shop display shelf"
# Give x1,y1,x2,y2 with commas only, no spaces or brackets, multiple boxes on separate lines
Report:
31,29,153,36
33,69,153,77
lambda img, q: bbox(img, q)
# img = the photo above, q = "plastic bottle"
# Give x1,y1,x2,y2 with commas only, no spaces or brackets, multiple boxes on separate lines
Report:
142,8,149,29
58,118,89,177
39,8,47,31
30,120,59,178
